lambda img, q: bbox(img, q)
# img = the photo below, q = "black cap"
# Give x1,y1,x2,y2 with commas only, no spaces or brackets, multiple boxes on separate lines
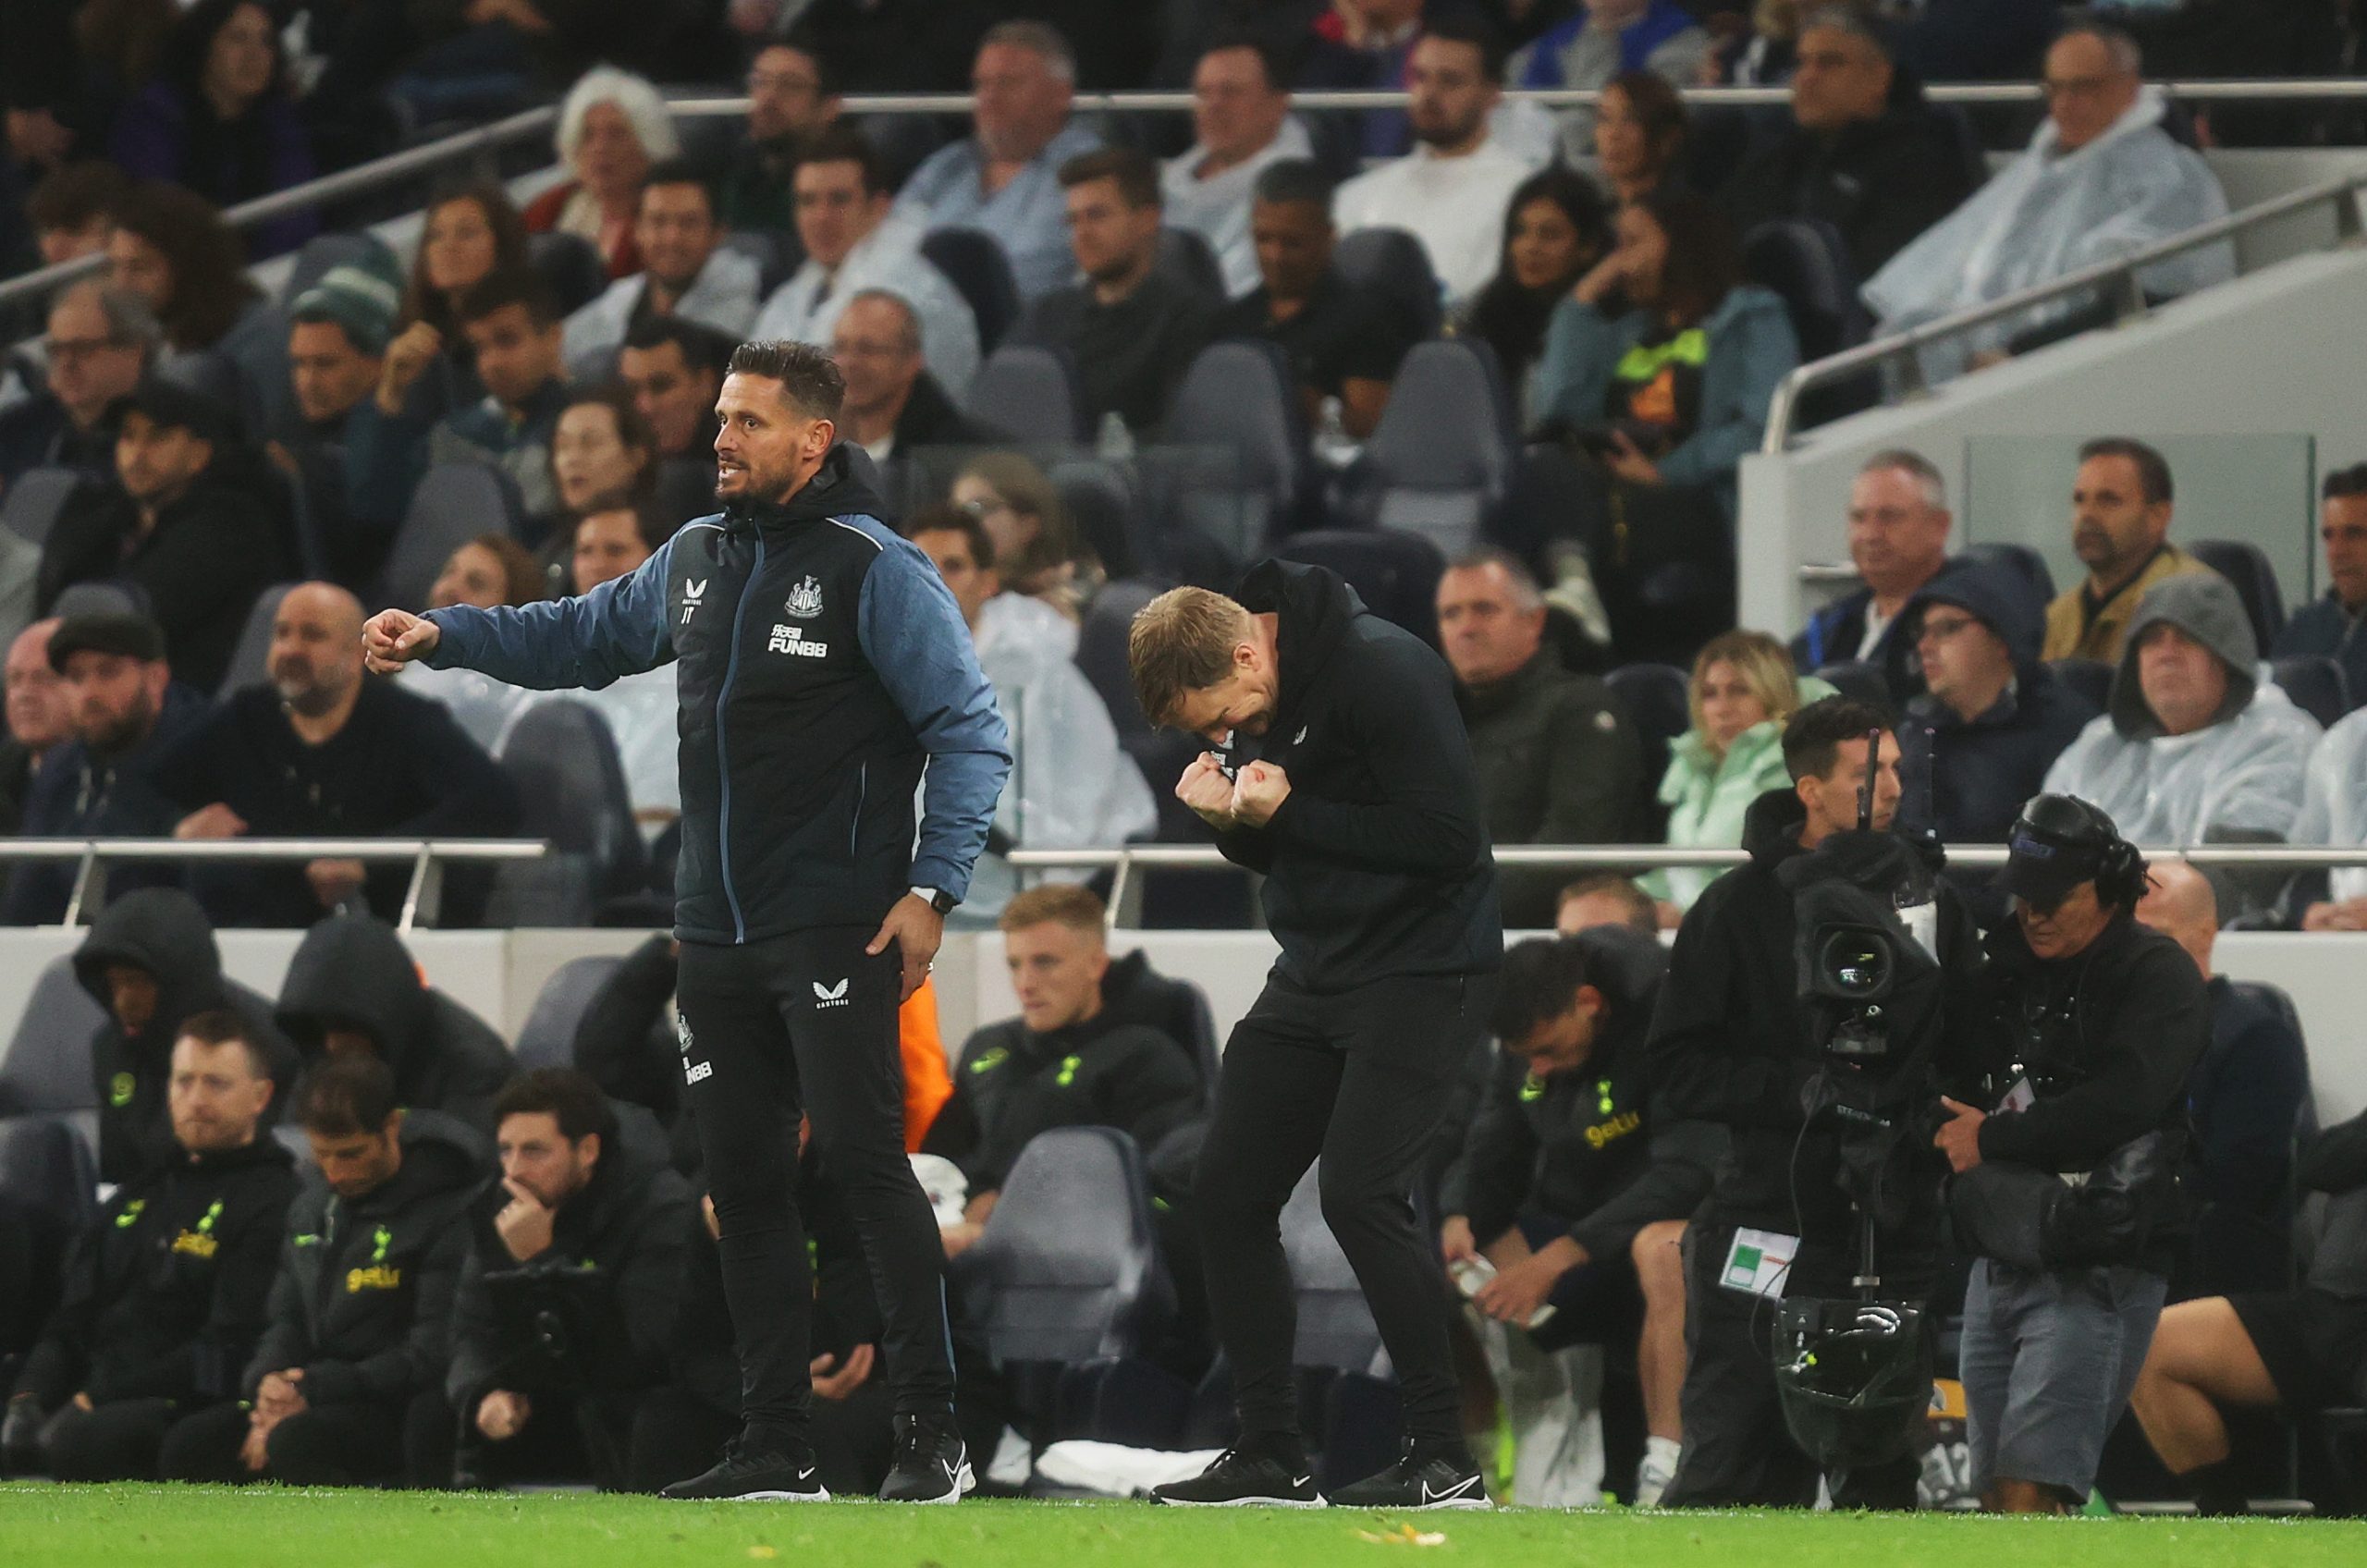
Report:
47,611,167,672
109,377,231,444
1996,793,2118,907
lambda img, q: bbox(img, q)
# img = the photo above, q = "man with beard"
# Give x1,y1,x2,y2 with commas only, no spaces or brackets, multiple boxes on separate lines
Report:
0,612,205,925
718,41,842,239
151,582,519,928
562,161,764,383
1008,147,1220,438
619,316,733,520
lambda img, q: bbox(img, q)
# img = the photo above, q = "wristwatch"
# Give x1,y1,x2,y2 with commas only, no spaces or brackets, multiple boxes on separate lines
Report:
912,886,958,915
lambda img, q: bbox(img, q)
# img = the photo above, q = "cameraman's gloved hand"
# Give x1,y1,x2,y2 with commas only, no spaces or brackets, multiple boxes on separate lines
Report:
1,1395,43,1476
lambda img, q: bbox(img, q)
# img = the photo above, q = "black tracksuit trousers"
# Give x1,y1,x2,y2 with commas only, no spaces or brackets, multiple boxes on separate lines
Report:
676,928,954,1447
160,1397,408,1486
1194,971,1489,1447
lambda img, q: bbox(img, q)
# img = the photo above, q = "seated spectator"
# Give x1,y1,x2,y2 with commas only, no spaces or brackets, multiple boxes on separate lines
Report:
153,583,522,928
1437,548,1641,929
892,21,1104,300
1714,6,1978,284
949,452,1098,619
1588,69,1689,208
904,506,1156,913
2042,574,2321,848
1864,22,2231,363
1332,19,1539,310
1895,561,2098,847
1,620,68,836
105,180,272,373
548,386,658,547
356,271,573,535
274,913,518,1133
561,162,762,384
1791,450,1953,683
1162,39,1315,299
1454,168,1613,426
618,316,731,519
1296,0,1555,166
1511,0,1710,172
276,253,405,588
829,290,1001,490
415,1069,693,1489
924,884,1203,1255
382,181,533,426
2136,860,2312,1299
36,381,286,692
24,162,127,268
0,614,205,925
157,1056,487,1488
718,40,841,239
754,126,981,397
522,67,678,280
109,0,316,258
2271,465,2367,706
2041,437,2219,665
1,1012,296,1482
400,536,547,747
1646,631,1832,920
1216,159,1423,443
1555,873,1660,937
540,507,679,827
70,886,302,1186
1008,148,1220,439
0,281,157,487
2129,1104,2367,1513
1440,928,1711,1508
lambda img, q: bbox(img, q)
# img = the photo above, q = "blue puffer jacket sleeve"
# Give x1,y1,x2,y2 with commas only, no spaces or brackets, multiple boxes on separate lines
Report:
421,535,679,690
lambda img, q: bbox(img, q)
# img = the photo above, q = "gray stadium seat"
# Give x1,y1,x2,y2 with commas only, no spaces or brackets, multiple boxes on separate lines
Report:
1159,340,1306,562
2190,538,2287,651
1815,658,1891,707
379,462,521,613
920,227,1024,354
487,699,645,926
1276,529,1446,647
963,343,1085,446
527,231,608,316
1075,577,1159,742
1345,339,1515,557
1282,1163,1384,1374
1154,227,1225,304
1333,227,1442,340
513,954,628,1072
1958,541,2056,603
2272,655,2351,729
1604,662,1691,798
1046,459,1143,582
50,582,141,620
215,583,296,701
2048,657,2115,711
0,958,104,1117
1,467,82,546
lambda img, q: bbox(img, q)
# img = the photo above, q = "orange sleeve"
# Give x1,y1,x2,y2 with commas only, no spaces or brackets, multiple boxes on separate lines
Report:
898,978,954,1152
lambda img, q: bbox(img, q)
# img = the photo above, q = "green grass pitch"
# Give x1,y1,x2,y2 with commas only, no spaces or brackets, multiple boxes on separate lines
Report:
3,1487,2364,1568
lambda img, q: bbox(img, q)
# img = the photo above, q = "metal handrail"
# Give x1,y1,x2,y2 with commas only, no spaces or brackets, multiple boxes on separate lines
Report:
1760,165,2367,451
0,837,546,932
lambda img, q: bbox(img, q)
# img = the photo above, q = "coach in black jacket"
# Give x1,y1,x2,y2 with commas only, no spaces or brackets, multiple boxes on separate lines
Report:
1132,559,1502,1510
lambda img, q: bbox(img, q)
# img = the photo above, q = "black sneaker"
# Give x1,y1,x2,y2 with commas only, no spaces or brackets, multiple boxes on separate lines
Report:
878,1413,974,1504
1330,1439,1490,1511
660,1439,830,1501
1150,1445,1325,1508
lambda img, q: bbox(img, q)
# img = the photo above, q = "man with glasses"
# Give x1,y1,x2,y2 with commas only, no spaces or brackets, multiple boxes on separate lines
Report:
0,280,157,488
720,41,843,240
828,291,999,495
1895,560,2098,849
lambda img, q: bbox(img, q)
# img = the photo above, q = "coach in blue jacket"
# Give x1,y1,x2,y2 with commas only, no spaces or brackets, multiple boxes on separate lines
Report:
361,340,1011,1506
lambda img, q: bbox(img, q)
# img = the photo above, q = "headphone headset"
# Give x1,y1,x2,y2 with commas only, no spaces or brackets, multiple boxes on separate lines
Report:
2015,794,2148,909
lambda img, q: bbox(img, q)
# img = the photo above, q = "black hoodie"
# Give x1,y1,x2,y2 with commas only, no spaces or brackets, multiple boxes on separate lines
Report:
14,1135,297,1411
274,914,517,1133
242,1110,489,1408
1212,561,1502,992
71,888,302,1186
931,1011,1205,1194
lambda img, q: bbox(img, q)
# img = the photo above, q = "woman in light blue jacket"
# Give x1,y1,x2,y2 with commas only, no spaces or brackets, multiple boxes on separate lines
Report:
1646,631,1833,920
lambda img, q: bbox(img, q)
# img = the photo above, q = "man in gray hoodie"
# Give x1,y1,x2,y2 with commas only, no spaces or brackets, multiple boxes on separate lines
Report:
2042,573,2320,848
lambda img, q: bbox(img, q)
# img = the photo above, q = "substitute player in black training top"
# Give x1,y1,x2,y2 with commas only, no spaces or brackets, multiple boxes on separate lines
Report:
1127,562,1502,1509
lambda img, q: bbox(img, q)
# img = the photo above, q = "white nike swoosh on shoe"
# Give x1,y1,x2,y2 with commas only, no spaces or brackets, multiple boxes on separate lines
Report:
1291,1476,1313,1488
1415,1476,1489,1509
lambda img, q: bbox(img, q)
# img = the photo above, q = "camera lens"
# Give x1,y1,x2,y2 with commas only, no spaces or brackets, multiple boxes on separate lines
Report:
1820,930,1891,997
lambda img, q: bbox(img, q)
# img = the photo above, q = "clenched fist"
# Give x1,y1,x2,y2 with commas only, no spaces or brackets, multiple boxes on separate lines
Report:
1230,761,1291,827
363,609,441,674
1174,752,1238,830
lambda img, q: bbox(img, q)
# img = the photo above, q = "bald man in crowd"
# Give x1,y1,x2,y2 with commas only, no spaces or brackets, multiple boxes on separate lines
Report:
2137,860,2312,1296
151,584,520,927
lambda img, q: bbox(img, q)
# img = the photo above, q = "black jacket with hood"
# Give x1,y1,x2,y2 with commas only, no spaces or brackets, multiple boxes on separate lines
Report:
1212,561,1502,992
71,888,302,1186
929,1011,1205,1194
275,914,517,1133
13,1135,297,1411
242,1109,489,1408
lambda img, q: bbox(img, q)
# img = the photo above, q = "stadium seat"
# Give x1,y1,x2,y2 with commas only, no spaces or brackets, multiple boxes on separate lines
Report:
1604,662,1690,795
921,227,1024,355
1741,219,1865,364
2272,655,2351,729
1276,529,1446,647
1046,458,1143,582
964,343,1085,446
1957,541,2057,603
0,466,83,547
512,954,628,1072
1076,576,1160,741
1333,227,1442,340
1154,227,1225,304
1159,340,1306,563
0,957,103,1117
1814,658,1890,707
155,348,252,433
50,582,142,619
215,583,296,701
489,699,646,925
527,231,608,316
0,1113,98,1341
1339,339,1516,557
2048,657,2115,711
379,461,522,612
2190,538,2287,650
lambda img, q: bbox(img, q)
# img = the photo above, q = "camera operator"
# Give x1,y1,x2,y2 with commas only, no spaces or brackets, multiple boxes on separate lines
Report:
1939,795,2207,1514
1653,696,1984,1509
